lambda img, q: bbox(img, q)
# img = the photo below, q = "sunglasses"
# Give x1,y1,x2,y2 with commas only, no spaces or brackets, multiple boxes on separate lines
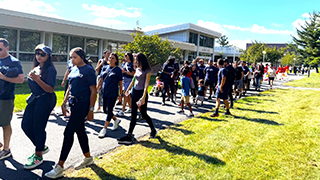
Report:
125,54,127,57
0,48,2,51
35,51,46,57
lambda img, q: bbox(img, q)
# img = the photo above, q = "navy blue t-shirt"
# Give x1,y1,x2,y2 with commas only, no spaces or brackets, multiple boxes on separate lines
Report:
198,65,205,80
162,63,175,79
122,62,134,78
191,70,199,83
0,55,23,100
101,65,123,97
28,65,57,96
198,85,205,96
226,65,236,83
68,64,96,101
242,65,249,75
218,67,229,91
204,65,218,83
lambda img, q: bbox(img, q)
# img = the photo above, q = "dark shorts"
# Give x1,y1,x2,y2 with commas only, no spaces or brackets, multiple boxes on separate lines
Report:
216,88,228,100
269,77,275,81
0,100,14,126
205,81,216,89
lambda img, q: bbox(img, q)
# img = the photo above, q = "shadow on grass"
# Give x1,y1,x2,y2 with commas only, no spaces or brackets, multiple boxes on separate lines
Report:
62,164,134,180
196,116,228,122
168,125,194,135
235,107,279,114
233,115,284,125
140,137,225,166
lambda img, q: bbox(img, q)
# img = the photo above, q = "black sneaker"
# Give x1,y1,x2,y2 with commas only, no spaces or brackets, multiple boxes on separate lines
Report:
208,96,212,100
223,111,232,115
210,113,219,117
149,130,158,139
117,134,133,145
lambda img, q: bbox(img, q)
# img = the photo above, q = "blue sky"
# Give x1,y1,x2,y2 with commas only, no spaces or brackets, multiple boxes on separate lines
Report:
0,0,318,49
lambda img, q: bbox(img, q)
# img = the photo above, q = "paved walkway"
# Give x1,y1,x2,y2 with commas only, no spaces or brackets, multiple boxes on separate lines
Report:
0,73,312,180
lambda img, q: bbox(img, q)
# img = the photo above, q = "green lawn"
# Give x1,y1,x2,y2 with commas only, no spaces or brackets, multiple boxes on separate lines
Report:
284,72,320,88
64,89,320,180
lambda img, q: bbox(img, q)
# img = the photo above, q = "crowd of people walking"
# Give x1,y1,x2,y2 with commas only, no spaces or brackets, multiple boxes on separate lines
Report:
0,37,288,179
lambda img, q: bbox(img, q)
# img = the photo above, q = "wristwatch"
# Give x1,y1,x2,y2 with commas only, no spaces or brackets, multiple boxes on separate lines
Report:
89,107,94,111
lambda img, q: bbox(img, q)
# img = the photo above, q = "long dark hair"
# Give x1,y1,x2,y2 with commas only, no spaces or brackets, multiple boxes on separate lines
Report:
137,53,151,71
71,47,91,67
126,52,133,63
110,52,119,66
167,56,175,65
33,51,54,81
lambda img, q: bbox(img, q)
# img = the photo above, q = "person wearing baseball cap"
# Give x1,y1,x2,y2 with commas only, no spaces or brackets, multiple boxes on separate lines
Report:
22,44,57,169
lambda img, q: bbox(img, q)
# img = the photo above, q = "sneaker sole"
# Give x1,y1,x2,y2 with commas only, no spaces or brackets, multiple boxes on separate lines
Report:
0,152,12,160
45,172,64,179
24,160,43,170
117,141,133,145
74,160,94,170
149,131,158,139
210,114,219,117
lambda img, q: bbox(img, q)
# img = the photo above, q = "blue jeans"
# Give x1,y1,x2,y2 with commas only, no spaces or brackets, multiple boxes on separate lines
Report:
255,77,262,88
22,93,56,152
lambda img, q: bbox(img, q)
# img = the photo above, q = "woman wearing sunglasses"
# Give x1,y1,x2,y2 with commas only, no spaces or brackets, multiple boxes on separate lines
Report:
21,44,57,169
45,47,97,179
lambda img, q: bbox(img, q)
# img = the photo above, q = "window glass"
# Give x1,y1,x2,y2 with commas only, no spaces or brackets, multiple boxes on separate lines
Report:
70,36,84,49
19,53,35,61
52,34,68,54
189,32,198,45
0,28,17,51
20,31,40,52
52,55,67,62
86,38,98,55
88,57,98,63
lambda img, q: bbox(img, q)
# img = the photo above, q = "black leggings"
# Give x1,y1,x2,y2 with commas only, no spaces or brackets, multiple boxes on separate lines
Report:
128,89,155,134
103,96,117,122
59,100,90,161
162,78,175,103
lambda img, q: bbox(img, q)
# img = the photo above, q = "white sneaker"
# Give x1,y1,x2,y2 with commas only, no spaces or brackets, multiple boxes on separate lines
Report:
98,128,107,138
117,110,124,117
45,165,64,179
74,156,94,170
125,108,132,113
111,119,121,131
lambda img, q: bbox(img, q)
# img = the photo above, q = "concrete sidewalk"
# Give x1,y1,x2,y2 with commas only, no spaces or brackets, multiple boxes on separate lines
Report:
0,73,308,180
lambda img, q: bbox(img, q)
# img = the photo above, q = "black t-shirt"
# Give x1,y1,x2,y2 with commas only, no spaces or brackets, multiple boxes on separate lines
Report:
234,66,243,80
162,62,175,79
226,65,235,83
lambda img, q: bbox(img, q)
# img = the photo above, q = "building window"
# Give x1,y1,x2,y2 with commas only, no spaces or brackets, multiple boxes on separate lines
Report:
188,51,197,61
20,31,40,52
19,53,35,61
52,34,68,54
189,32,198,45
0,28,17,51
86,38,98,55
199,35,213,48
52,55,68,62
70,36,84,50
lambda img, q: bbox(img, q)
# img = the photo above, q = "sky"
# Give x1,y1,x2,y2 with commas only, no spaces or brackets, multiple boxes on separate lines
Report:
0,0,318,49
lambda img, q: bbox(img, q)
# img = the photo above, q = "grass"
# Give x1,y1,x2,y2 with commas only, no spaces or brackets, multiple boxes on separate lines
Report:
64,89,320,180
284,72,320,88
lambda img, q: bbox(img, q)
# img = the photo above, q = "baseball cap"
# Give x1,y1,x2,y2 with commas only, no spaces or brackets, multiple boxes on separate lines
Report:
35,44,52,56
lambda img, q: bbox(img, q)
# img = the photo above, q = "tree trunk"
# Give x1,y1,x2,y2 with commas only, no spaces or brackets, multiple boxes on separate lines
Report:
316,64,319,73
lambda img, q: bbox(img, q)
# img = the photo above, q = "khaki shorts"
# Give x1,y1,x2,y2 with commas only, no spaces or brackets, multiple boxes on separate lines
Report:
181,96,190,104
0,100,14,127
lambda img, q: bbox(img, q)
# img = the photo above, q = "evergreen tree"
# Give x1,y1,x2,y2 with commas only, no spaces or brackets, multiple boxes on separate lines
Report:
292,11,320,73
216,35,229,47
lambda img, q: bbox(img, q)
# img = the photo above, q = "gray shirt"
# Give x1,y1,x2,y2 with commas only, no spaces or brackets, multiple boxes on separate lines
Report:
134,68,151,90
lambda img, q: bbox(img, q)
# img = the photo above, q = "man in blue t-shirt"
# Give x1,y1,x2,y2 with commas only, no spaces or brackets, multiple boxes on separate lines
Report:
204,59,218,99
198,59,206,80
0,38,24,160
211,59,231,117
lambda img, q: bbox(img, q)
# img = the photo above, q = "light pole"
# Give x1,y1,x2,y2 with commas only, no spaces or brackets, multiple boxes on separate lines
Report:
263,50,266,63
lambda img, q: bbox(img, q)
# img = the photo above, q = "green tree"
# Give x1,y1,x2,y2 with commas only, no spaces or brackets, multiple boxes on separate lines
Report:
216,35,229,47
280,52,297,65
292,11,320,72
265,47,282,64
120,33,181,66
240,40,266,63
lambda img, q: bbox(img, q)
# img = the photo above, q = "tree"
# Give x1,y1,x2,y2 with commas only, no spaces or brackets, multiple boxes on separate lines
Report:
120,33,181,66
265,47,282,65
280,52,297,66
216,35,229,47
240,40,266,63
292,11,320,72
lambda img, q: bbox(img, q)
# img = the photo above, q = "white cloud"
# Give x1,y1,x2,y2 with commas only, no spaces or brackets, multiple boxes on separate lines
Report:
196,20,227,34
223,25,250,31
250,24,293,35
301,13,311,18
292,13,311,31
0,0,62,19
272,23,282,27
93,18,127,27
143,23,176,32
82,3,141,18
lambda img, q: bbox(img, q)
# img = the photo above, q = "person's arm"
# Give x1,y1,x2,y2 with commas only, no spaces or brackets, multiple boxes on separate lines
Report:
96,78,103,91
138,72,151,107
95,59,103,74
87,85,97,121
124,70,135,76
118,81,123,102
124,78,135,96
241,71,244,80
0,73,24,84
61,69,69,87
61,86,70,116
29,72,54,93
220,77,226,92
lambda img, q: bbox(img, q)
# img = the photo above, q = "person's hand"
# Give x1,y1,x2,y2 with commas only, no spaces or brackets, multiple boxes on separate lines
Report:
219,87,223,93
87,110,94,121
0,72,5,80
137,97,145,107
61,80,65,87
28,72,41,82
122,68,126,73
118,95,122,102
124,90,130,97
61,104,69,117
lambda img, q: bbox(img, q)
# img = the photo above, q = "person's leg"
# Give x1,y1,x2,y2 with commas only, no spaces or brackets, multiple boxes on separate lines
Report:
103,96,117,129
97,89,103,110
212,98,221,116
187,103,193,114
223,99,230,113
228,86,233,108
2,100,14,151
75,121,90,157
139,94,155,131
21,103,36,148
181,99,184,110
162,79,169,104
2,125,12,151
128,90,139,135
169,79,175,101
